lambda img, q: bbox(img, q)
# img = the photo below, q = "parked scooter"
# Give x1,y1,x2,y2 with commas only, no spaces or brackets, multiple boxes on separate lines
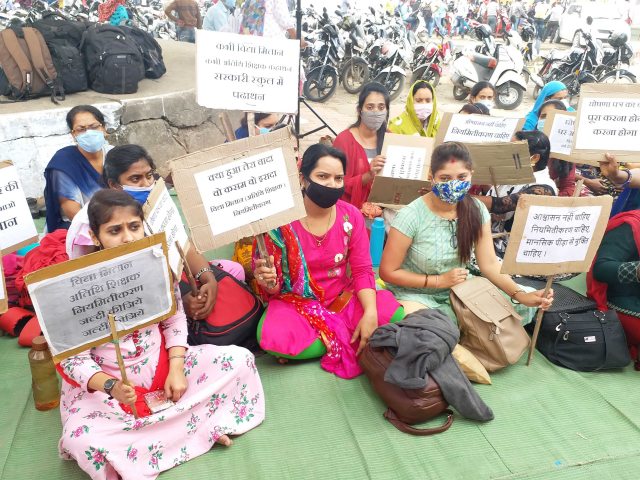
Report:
450,24,527,109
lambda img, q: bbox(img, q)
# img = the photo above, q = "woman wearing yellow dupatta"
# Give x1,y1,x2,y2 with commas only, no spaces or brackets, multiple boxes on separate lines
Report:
388,80,440,137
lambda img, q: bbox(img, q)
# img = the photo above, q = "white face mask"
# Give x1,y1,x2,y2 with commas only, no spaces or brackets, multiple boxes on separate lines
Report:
562,99,571,108
478,100,494,110
414,102,433,121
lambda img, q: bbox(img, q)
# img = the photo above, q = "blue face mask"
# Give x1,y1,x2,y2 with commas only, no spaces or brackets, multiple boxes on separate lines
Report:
537,119,546,131
122,183,155,204
432,179,471,204
75,129,105,153
224,0,235,8
258,127,271,135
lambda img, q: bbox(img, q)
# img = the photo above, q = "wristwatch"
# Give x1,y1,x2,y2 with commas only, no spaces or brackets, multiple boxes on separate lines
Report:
103,378,117,399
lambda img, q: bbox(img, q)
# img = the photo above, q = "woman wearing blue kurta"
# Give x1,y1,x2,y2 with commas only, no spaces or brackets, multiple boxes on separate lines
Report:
523,81,574,131
44,105,111,232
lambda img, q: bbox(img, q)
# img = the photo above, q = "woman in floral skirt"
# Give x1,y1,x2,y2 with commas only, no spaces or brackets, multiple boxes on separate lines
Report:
57,189,265,480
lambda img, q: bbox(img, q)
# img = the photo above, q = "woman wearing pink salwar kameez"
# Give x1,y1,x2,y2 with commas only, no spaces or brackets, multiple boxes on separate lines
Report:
57,190,265,480
254,145,404,379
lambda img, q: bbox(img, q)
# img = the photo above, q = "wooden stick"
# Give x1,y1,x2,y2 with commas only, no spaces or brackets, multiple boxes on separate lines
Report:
255,233,276,288
489,166,500,198
247,112,256,138
219,112,236,142
176,243,198,297
108,314,139,418
527,178,585,366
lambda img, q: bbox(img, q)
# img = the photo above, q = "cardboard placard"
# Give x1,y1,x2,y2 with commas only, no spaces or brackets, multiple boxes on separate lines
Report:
25,234,176,362
572,84,640,161
368,176,431,208
501,195,612,276
465,141,535,186
435,113,523,145
380,133,433,180
169,127,306,252
196,30,300,113
0,161,39,255
0,255,7,314
142,178,190,276
543,110,576,162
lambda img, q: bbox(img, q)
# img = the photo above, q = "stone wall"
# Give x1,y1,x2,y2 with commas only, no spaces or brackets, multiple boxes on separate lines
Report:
0,89,241,199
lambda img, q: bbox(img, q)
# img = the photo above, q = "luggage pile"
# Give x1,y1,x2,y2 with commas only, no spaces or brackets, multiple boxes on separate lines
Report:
0,12,166,102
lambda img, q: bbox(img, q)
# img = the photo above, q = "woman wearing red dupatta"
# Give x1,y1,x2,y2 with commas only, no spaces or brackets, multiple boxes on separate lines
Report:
253,144,404,379
588,210,640,369
332,83,390,210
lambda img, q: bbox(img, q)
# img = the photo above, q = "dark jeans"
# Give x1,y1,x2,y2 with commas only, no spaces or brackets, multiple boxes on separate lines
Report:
487,15,497,33
177,26,196,43
544,20,559,42
535,18,546,40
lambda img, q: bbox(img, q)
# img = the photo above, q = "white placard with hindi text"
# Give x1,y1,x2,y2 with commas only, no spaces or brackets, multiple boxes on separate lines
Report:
196,30,300,113
544,111,575,159
26,236,175,361
438,114,521,144
516,205,602,263
382,145,427,180
0,161,38,254
144,179,189,276
194,147,294,237
574,97,640,151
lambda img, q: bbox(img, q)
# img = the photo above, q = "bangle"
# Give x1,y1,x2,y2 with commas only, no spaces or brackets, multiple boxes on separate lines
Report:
510,289,525,304
423,274,429,288
169,355,185,361
435,275,439,289
619,169,632,189
195,267,213,282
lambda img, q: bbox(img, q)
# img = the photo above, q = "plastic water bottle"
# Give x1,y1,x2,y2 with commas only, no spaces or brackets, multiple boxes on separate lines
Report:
370,217,385,268
28,336,60,411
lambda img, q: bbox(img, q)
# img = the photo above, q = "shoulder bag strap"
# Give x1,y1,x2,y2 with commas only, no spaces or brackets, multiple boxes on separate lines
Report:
0,29,31,96
22,28,64,103
384,409,454,436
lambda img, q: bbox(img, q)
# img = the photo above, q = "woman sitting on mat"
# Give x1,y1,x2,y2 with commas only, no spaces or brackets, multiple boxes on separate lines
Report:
44,105,112,232
58,189,264,480
252,144,403,379
379,142,553,321
66,144,244,327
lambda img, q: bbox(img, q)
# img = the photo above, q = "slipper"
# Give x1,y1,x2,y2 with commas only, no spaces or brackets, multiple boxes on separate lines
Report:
0,307,34,336
18,316,43,348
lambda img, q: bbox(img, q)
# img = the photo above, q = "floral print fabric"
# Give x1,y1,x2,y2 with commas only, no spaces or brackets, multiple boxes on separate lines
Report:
58,304,265,480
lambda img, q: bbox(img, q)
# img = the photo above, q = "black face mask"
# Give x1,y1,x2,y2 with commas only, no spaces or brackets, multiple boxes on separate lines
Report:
304,178,345,209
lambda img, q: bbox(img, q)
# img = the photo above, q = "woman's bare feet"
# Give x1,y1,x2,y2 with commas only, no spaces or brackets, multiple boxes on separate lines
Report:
216,435,233,447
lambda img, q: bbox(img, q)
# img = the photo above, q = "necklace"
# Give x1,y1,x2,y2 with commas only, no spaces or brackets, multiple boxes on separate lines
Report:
304,209,333,247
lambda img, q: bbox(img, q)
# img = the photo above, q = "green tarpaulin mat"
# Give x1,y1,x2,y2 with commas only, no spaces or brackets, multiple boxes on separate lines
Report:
1,335,639,480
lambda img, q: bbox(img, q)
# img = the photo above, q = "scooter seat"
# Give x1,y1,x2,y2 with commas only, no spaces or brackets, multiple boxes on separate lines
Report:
470,53,497,69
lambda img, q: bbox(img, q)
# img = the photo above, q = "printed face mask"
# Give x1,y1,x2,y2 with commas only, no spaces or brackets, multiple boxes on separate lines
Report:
431,179,471,204
414,103,433,121
75,129,105,153
360,110,387,131
304,178,345,209
122,182,155,204
537,118,546,131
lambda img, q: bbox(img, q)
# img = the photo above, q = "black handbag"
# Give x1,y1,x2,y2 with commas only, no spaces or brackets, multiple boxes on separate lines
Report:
536,309,631,371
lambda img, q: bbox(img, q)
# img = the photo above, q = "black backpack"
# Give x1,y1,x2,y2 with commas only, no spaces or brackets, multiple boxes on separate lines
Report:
29,12,89,94
119,25,166,79
80,23,144,94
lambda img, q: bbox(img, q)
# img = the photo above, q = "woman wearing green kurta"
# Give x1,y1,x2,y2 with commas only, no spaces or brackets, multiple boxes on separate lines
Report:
388,80,440,137
379,142,554,323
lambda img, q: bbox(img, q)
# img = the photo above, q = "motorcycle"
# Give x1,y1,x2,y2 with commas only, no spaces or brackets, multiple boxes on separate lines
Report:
595,31,636,84
366,21,411,100
411,29,452,87
450,24,527,109
303,19,343,102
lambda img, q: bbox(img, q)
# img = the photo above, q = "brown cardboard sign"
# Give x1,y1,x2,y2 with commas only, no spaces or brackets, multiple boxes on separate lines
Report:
501,195,612,276
435,112,524,146
0,254,7,314
169,127,306,252
543,110,576,162
465,141,535,186
572,83,640,160
368,176,431,207
142,178,190,276
381,133,433,180
25,233,176,363
0,160,39,255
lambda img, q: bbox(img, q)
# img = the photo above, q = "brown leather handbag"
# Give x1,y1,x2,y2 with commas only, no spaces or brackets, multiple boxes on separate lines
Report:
359,343,454,436
450,277,530,372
